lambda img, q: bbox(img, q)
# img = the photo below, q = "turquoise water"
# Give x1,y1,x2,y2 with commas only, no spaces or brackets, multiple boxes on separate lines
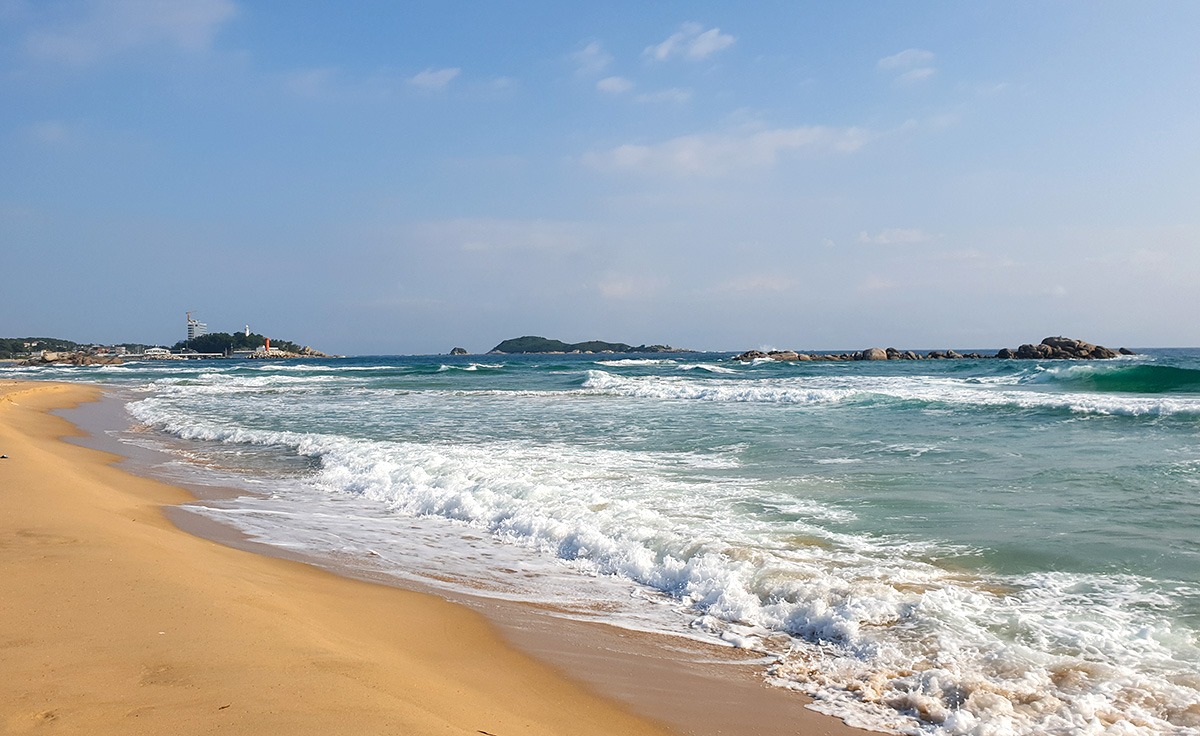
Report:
7,351,1200,735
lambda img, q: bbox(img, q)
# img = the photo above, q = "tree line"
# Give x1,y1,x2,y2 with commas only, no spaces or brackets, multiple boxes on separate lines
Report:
173,332,303,354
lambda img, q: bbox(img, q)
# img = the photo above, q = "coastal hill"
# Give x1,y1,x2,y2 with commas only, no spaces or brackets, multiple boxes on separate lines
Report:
490,336,690,354
173,331,326,357
3,331,327,364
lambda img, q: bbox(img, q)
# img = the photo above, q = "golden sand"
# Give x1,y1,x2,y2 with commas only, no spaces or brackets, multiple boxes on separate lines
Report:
0,381,679,735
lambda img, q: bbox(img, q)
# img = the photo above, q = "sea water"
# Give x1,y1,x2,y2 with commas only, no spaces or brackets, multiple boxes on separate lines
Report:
7,350,1200,735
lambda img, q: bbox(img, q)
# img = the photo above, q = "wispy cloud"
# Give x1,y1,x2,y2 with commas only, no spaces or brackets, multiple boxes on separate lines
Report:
24,0,237,66
877,48,936,84
583,125,872,176
408,67,460,90
645,22,735,62
597,76,634,94
858,228,932,245
571,41,612,75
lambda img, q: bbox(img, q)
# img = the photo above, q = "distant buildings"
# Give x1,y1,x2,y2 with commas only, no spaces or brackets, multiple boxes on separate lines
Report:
186,311,207,341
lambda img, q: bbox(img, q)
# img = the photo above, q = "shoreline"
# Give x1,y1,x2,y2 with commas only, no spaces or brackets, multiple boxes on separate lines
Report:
2,380,871,736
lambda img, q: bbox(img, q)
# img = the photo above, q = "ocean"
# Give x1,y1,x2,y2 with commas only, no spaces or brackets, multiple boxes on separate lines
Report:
7,350,1200,735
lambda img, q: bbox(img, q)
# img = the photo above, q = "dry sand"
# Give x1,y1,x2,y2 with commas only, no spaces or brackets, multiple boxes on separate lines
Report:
1,380,869,736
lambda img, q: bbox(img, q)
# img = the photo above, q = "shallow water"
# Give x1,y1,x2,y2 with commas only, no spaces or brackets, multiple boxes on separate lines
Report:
8,350,1200,735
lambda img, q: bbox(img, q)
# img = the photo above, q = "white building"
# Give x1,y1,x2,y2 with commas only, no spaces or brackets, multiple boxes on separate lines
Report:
187,312,208,341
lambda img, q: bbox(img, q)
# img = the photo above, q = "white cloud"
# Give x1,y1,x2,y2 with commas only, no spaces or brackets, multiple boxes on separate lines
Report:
877,48,936,84
24,0,237,65
408,67,460,90
583,125,872,176
645,22,735,62
877,48,934,70
571,41,612,75
898,67,936,84
858,228,932,245
635,87,692,104
597,76,633,94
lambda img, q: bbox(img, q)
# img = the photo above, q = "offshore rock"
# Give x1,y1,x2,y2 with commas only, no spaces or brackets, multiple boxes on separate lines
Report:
450,347,469,355
733,337,1129,363
733,350,768,361
21,351,123,366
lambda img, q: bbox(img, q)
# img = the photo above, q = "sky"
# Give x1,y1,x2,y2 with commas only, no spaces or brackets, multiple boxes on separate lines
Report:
2,1,1198,354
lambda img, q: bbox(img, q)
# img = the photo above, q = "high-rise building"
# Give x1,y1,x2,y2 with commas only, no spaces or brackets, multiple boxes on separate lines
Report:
186,312,208,341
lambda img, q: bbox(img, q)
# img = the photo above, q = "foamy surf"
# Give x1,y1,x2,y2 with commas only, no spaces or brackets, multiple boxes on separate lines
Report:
11,349,1199,736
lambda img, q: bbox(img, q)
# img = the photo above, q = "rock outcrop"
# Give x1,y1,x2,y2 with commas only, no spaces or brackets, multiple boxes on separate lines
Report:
450,347,469,356
733,337,1131,362
20,351,123,366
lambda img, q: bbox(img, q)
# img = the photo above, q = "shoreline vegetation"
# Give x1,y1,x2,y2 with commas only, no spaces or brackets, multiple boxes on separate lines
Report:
0,380,677,735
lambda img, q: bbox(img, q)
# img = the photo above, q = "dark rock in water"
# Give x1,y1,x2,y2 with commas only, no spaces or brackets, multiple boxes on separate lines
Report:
732,336,1129,364
449,347,468,355
1004,337,1125,360
733,350,768,361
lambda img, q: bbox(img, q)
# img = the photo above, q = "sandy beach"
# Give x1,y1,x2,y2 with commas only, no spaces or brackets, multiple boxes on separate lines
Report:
0,380,683,735
0,380,869,736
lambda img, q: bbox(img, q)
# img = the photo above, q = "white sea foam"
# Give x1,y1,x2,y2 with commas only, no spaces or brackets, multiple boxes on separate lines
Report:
93,354,1200,736
125,388,1200,736
582,370,858,405
581,370,1200,417
679,363,738,374
595,358,678,366
438,363,505,372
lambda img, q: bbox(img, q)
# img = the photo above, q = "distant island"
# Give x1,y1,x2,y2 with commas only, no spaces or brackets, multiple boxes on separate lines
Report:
489,336,691,354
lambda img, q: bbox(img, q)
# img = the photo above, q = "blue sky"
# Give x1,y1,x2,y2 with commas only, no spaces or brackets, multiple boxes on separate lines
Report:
2,1,1198,353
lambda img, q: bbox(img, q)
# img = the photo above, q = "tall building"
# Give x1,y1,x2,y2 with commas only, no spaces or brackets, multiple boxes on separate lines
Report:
186,312,208,341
